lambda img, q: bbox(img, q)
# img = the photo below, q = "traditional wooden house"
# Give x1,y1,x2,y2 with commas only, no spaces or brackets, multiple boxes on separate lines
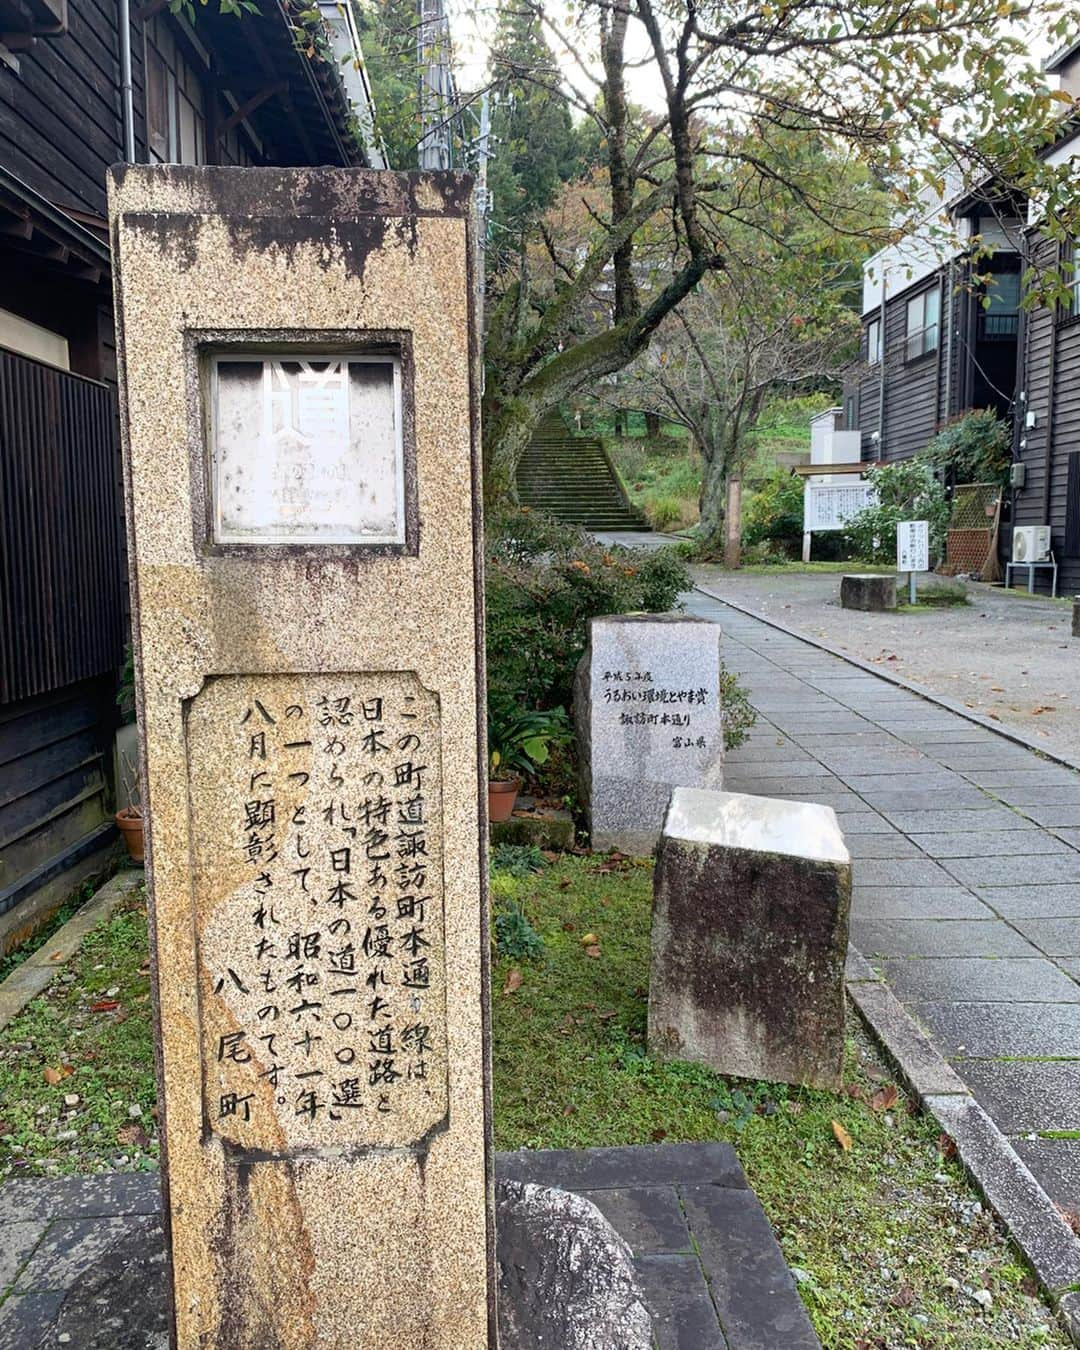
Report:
1010,43,1080,596
0,0,382,940
843,184,1025,467
844,42,1080,594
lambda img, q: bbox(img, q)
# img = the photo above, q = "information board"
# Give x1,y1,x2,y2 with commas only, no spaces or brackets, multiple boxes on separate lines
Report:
803,481,876,533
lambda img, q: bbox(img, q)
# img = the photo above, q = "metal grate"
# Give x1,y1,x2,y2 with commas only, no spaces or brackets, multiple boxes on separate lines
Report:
0,347,125,704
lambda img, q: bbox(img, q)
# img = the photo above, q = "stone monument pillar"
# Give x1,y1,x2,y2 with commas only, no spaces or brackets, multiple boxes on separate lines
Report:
109,167,494,1347
574,614,724,855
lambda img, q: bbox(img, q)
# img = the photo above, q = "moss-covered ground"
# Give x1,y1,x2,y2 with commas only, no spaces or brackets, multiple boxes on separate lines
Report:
0,860,1066,1346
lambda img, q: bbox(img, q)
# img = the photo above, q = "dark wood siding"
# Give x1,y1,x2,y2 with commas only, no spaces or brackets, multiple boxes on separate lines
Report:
876,276,945,462
1014,232,1080,593
0,0,129,218
0,347,125,705
0,677,113,914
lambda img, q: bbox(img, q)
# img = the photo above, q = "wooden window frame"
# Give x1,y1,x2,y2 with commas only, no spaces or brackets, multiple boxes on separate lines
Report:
905,286,941,363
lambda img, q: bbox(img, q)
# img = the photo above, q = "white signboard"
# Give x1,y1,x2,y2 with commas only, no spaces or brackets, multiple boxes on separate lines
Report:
896,519,929,573
803,481,876,533
210,355,405,546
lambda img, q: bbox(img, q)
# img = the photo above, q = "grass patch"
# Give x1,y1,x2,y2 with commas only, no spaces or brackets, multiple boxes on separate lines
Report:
0,889,157,1178
606,434,702,531
492,855,1065,1347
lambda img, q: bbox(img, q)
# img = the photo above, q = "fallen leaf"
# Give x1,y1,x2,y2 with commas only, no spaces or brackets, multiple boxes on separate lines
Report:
43,1064,73,1085
650,1128,667,1142
562,1105,576,1116
990,686,1004,692
580,932,598,946
116,1124,150,1148
585,945,602,959
937,1131,958,1161
89,999,120,1013
831,1120,853,1152
870,1085,900,1112
561,920,576,932
1032,705,1056,715
503,969,523,995
892,1284,915,1308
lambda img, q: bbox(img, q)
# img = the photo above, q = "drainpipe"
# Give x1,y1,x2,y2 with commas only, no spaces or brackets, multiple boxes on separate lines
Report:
943,260,953,420
876,269,886,458
119,0,136,162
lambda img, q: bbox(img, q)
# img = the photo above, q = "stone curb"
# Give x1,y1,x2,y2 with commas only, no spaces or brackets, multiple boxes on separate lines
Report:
0,870,144,1034
692,583,1080,776
846,955,1080,1344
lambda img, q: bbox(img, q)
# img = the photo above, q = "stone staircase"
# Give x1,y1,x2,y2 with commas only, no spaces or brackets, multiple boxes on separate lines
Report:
516,412,648,531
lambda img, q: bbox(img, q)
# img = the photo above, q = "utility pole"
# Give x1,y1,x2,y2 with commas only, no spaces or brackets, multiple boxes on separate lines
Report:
417,0,454,171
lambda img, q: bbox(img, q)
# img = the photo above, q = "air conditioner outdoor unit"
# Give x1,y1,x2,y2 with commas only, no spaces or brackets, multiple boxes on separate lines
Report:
1012,525,1052,562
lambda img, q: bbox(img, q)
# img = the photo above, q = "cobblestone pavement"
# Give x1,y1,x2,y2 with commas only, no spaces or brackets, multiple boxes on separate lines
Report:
0,1145,816,1349
686,585,1080,1225
692,566,1080,761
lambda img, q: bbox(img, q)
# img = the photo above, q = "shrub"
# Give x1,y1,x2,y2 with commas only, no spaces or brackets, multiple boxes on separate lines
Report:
485,508,691,728
844,461,949,565
742,467,805,552
720,670,756,751
493,903,545,960
648,494,685,530
920,409,1010,486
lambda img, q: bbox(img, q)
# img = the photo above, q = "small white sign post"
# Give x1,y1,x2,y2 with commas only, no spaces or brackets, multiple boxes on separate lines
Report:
896,519,929,605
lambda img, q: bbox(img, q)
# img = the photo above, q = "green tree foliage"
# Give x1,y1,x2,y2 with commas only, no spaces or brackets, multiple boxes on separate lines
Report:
352,0,422,168
919,410,1012,487
742,468,807,555
487,7,585,257
479,0,1077,507
845,462,949,565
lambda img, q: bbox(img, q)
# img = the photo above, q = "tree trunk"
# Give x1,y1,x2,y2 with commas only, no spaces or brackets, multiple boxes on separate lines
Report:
481,394,539,509
697,458,727,559
724,474,742,568
644,410,661,438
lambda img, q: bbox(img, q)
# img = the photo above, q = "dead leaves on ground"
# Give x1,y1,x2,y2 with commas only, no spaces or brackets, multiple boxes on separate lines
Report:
831,1119,854,1152
502,968,523,995
43,1064,74,1086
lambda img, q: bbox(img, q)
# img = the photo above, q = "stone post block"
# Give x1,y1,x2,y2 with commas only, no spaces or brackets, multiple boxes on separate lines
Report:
110,167,494,1348
840,573,898,611
648,788,851,1089
574,614,724,856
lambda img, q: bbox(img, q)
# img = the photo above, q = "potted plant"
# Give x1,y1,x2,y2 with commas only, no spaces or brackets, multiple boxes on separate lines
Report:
114,646,145,863
487,708,570,823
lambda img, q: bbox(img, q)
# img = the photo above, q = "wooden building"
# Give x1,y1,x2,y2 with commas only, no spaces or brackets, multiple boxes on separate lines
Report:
1010,43,1080,596
844,187,1024,467
0,0,382,940
845,42,1080,595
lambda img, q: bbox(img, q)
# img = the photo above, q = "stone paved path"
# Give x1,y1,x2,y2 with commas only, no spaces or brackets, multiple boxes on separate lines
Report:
686,585,1080,1222
0,1145,816,1349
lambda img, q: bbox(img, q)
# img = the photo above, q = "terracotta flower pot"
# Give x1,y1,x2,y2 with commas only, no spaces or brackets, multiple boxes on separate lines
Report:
488,777,521,823
115,807,145,864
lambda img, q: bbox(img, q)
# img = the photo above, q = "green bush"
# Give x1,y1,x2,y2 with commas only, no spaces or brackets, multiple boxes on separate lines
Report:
485,509,756,778
485,508,691,730
742,467,805,551
920,409,1010,486
844,461,949,565
648,494,685,530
